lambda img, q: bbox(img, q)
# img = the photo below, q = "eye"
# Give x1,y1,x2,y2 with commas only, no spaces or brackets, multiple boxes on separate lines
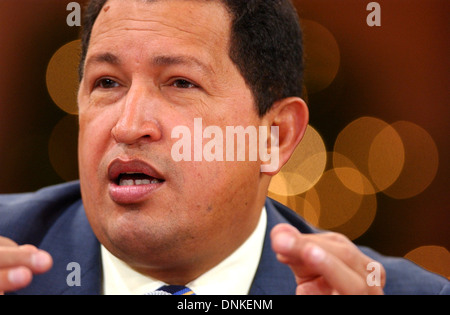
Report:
171,79,197,89
94,78,120,89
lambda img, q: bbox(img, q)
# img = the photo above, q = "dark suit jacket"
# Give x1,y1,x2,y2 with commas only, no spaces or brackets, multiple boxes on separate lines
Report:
0,181,448,295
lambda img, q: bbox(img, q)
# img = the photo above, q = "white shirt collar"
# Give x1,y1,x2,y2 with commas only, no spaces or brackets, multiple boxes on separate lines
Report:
101,207,267,295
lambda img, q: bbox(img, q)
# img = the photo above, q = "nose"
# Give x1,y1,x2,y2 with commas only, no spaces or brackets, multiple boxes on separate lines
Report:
111,83,162,145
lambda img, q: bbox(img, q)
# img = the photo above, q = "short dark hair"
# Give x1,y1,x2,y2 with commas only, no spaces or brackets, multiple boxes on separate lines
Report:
79,0,304,116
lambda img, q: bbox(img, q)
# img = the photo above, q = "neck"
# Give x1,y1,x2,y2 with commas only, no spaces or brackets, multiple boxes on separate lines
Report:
130,202,267,285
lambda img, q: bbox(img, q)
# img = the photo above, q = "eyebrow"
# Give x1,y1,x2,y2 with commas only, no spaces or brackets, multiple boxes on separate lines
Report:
85,52,121,69
152,55,213,75
84,52,213,75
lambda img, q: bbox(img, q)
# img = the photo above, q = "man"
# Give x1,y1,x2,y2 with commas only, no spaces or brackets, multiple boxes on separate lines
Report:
0,0,448,295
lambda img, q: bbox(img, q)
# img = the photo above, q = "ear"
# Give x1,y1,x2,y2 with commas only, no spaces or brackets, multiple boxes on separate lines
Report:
261,97,309,176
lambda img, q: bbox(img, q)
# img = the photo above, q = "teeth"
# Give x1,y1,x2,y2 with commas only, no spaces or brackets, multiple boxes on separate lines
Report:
119,178,161,186
135,179,150,185
120,179,135,186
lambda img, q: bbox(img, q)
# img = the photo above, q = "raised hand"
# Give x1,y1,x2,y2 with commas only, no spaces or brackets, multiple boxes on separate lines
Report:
0,236,53,294
271,224,385,295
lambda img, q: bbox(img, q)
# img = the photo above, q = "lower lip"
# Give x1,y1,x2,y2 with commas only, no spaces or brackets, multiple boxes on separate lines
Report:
108,182,163,204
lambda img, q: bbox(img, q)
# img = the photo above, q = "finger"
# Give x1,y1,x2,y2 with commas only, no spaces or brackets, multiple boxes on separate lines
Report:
271,225,380,294
278,238,369,294
272,225,354,262
310,232,372,275
19,244,38,253
298,243,370,294
0,236,18,247
272,225,372,276
272,225,327,279
0,248,53,274
296,276,336,295
271,224,315,271
0,267,33,293
271,224,301,256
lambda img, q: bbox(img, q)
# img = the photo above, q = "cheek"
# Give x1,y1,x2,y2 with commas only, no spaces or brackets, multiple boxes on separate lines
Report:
78,111,115,179
183,160,260,207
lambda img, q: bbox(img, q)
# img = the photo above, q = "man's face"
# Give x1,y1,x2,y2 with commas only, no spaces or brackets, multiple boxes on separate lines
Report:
78,0,268,277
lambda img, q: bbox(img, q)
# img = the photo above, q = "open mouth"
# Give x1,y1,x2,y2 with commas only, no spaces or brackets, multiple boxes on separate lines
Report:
116,173,164,186
108,158,166,186
107,158,166,204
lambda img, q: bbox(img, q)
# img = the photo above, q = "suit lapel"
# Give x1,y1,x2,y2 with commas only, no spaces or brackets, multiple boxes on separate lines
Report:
249,198,319,295
249,199,297,295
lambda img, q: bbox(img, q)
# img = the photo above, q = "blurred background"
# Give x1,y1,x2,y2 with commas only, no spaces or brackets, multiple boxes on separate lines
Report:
0,0,448,279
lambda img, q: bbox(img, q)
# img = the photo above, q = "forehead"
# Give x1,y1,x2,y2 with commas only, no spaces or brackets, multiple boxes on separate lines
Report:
89,0,232,60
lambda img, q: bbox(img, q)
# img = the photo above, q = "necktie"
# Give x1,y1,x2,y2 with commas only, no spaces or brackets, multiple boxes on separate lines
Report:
147,285,196,295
